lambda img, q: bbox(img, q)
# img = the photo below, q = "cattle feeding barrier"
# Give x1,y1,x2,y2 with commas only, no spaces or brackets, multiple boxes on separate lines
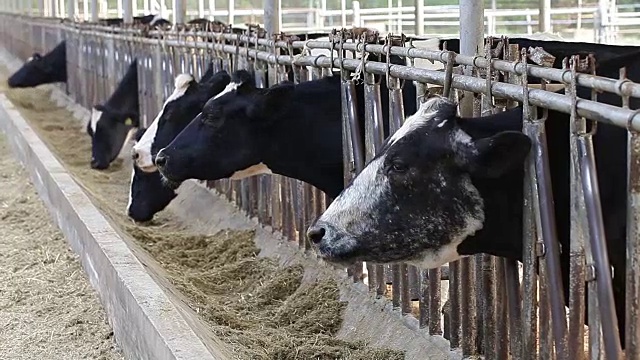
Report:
1,13,639,360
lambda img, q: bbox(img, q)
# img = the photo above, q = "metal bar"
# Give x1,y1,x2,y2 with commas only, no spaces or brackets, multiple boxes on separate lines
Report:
123,0,133,24
56,27,640,104
89,0,98,22
209,0,215,19
572,55,623,359
66,0,76,21
526,49,568,359
539,0,552,32
339,67,364,284
173,0,185,24
74,34,638,130
449,261,461,349
520,47,540,360
458,2,483,353
459,0,484,117
495,259,510,358
567,55,588,360
227,0,234,24
414,0,424,35
264,0,280,36
479,38,498,358
625,63,640,359
362,63,386,295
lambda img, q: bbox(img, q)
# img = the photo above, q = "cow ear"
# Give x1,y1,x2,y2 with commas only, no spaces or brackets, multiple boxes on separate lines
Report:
463,131,531,178
234,80,257,96
231,69,254,85
201,71,231,98
200,63,216,83
249,84,295,122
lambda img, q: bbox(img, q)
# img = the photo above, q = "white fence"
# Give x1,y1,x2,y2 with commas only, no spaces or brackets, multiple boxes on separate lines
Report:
6,1,640,44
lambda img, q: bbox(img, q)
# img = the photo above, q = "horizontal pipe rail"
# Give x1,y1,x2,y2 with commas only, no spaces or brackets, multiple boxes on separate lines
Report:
60,23,640,131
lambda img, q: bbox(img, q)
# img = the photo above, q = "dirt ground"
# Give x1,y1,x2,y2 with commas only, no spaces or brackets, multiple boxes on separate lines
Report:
0,66,405,358
0,134,124,360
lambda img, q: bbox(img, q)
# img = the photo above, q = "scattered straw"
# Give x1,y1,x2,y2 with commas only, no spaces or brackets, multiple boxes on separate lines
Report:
0,133,123,360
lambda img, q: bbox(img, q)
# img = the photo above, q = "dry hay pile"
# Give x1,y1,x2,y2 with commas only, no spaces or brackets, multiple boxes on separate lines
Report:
1,72,405,359
0,133,123,359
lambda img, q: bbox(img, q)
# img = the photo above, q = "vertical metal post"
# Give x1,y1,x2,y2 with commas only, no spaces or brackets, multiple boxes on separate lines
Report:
38,0,45,16
459,0,483,117
208,0,215,19
143,0,149,14
117,0,123,17
625,68,640,359
458,1,483,356
567,56,588,360
596,0,609,44
263,0,280,35
340,0,346,27
123,0,133,23
90,0,98,21
539,0,551,32
352,1,361,27
319,0,326,28
198,0,205,18
159,0,167,19
173,0,185,24
577,0,583,29
66,0,75,20
414,0,424,35
228,0,234,24
51,0,58,17
397,0,403,33
82,0,88,20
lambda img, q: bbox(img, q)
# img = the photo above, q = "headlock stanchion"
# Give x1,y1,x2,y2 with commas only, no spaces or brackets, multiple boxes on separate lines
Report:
3,13,640,360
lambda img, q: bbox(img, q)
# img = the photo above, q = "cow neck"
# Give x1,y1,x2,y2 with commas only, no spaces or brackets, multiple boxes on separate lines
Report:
104,62,139,113
51,42,68,81
259,93,344,198
454,107,527,260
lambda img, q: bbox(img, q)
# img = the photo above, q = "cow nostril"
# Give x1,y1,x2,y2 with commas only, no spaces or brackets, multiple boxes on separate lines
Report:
307,226,326,244
132,152,139,161
155,153,167,167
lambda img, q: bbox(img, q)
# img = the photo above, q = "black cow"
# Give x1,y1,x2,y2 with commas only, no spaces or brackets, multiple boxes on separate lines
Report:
87,59,139,170
127,67,232,222
154,68,417,198
7,41,67,88
441,37,640,70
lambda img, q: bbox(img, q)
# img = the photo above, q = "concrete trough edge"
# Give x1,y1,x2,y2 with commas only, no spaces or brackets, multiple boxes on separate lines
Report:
0,94,220,360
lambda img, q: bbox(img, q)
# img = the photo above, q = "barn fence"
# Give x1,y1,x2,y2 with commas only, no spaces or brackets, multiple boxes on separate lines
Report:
1,13,640,360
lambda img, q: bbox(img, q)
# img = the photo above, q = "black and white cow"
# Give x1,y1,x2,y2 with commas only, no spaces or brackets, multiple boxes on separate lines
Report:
127,68,232,222
154,70,417,198
307,94,630,347
7,41,67,88
87,59,139,170
99,14,171,28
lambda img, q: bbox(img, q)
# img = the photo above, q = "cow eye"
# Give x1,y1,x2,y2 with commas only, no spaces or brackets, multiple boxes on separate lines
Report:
390,160,408,174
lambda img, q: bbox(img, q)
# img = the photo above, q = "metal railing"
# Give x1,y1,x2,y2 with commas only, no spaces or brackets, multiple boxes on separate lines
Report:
1,13,640,360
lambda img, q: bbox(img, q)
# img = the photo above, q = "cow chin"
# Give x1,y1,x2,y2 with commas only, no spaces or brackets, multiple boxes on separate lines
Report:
315,240,362,267
159,173,183,190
